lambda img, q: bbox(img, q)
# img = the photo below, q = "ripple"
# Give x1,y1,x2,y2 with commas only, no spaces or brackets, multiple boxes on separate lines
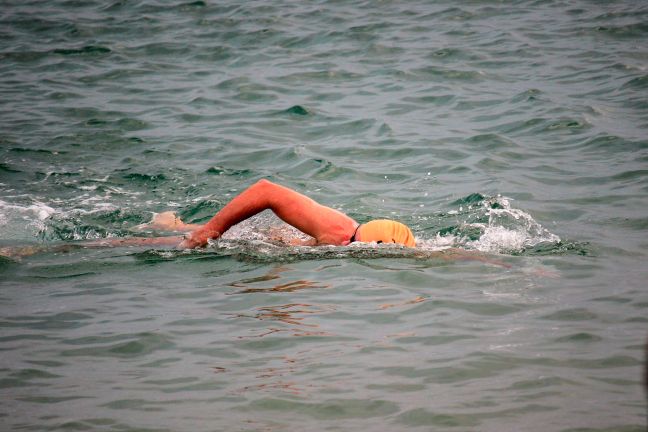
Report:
281,105,310,116
579,134,648,154
591,22,648,39
554,332,603,343
244,398,400,420
0,312,93,330
53,45,111,56
511,88,543,103
465,133,518,150
60,332,173,358
621,74,648,90
397,404,557,428
402,93,456,106
409,65,486,82
540,308,598,321
274,69,365,84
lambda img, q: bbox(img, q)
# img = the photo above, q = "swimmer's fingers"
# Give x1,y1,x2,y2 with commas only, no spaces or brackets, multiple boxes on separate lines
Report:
178,235,206,249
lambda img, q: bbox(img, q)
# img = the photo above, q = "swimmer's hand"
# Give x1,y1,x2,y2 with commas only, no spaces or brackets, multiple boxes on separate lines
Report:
178,226,220,249
137,211,200,233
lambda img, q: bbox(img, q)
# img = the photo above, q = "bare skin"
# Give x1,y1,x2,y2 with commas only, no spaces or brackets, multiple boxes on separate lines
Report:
179,179,359,248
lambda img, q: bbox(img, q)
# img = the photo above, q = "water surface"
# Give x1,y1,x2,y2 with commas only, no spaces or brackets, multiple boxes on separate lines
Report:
1,1,647,431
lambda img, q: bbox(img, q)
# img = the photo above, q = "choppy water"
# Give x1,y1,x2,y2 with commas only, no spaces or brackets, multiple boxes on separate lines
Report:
1,1,647,431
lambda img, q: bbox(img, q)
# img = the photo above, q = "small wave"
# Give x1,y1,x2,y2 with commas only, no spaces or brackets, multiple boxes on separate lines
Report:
281,105,311,116
578,134,648,154
465,134,517,150
511,88,543,103
409,65,485,82
53,45,111,56
621,74,648,90
591,22,648,39
0,163,22,174
122,172,168,183
205,166,253,177
274,69,365,84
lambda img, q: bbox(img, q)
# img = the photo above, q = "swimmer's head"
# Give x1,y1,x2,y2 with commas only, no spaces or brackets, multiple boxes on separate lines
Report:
356,219,416,247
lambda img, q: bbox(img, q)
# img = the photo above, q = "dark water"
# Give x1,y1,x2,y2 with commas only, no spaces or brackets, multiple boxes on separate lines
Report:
1,1,647,431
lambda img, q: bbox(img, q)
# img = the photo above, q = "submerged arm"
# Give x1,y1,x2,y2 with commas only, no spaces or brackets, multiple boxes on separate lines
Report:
0,236,185,260
82,236,185,248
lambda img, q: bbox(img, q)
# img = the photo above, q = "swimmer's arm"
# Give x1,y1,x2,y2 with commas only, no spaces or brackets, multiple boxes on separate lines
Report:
0,236,185,259
181,179,351,248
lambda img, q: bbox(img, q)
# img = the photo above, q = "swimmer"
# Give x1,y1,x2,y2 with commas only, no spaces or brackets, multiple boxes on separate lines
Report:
146,184,511,268
2,180,513,268
149,179,415,249
0,180,412,259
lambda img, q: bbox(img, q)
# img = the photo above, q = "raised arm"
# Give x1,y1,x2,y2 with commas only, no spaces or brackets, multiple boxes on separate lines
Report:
180,179,358,248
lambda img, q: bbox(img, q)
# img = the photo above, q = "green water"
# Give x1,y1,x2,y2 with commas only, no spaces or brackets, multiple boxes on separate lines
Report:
1,1,647,431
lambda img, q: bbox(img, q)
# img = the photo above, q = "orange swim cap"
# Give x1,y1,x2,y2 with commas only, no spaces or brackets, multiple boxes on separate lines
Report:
358,219,416,247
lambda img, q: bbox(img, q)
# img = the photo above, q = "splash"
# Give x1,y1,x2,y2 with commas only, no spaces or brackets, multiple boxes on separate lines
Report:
0,199,56,240
417,195,561,254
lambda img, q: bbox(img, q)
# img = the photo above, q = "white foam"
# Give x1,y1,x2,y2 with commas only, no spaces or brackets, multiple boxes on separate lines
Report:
465,197,560,253
468,225,529,252
415,233,456,251
415,196,560,254
0,199,57,239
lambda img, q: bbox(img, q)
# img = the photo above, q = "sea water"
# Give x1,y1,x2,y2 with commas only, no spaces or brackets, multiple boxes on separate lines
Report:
1,1,647,431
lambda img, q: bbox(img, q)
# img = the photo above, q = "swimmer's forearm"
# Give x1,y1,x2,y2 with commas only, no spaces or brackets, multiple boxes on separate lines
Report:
182,179,353,248
203,180,273,236
182,180,279,247
1,236,187,259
